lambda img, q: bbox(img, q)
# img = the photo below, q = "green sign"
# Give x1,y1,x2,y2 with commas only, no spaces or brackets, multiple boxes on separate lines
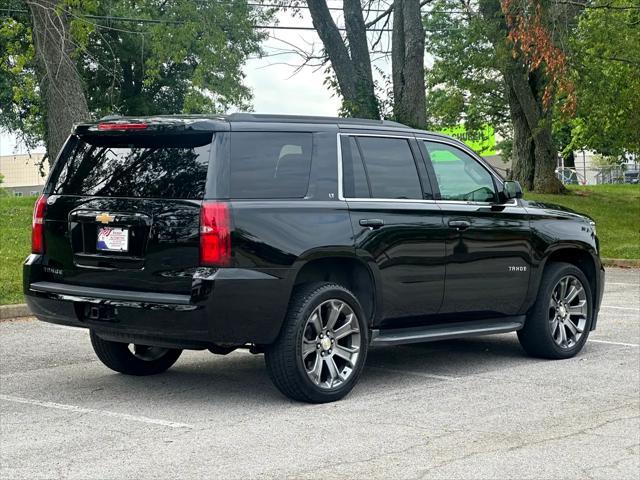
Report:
438,125,496,156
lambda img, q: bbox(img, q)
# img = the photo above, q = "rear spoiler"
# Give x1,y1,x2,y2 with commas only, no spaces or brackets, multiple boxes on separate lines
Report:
73,116,229,135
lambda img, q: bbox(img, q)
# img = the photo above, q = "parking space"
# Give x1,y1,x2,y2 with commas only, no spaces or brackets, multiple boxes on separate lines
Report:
1,268,639,479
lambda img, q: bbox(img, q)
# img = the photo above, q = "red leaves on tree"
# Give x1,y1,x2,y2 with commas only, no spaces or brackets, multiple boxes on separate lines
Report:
501,0,576,116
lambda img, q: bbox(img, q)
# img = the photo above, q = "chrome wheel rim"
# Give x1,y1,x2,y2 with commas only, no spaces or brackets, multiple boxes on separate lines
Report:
549,275,588,349
128,344,169,361
302,299,361,390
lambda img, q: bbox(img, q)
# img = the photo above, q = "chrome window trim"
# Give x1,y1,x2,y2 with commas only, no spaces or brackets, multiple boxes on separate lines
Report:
337,132,518,207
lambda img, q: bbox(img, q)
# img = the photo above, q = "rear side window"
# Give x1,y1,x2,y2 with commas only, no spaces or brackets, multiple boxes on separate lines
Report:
341,137,370,198
49,133,212,199
355,136,422,199
230,132,312,199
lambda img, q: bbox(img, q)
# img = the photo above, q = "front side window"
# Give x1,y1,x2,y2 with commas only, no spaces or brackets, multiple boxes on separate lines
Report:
355,136,423,199
230,132,312,199
424,141,497,202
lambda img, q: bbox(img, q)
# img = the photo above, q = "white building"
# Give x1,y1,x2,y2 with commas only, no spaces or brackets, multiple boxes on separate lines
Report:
0,153,48,196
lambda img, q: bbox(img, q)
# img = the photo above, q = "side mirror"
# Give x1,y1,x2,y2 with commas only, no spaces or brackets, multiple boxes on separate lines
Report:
502,180,523,201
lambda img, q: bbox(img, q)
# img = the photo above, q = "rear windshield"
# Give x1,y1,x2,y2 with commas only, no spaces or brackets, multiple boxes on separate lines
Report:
229,132,312,199
48,133,212,199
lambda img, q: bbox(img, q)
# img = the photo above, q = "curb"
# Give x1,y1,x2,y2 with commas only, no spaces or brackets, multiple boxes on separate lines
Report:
602,258,640,269
0,304,32,321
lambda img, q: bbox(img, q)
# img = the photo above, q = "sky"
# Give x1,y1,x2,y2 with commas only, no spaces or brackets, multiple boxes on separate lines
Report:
0,3,396,156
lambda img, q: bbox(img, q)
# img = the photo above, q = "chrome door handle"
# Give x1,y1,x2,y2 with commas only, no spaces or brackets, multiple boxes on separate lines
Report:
359,218,385,229
448,220,471,230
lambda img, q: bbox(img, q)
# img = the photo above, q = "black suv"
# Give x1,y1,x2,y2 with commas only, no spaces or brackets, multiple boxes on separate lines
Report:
24,114,605,403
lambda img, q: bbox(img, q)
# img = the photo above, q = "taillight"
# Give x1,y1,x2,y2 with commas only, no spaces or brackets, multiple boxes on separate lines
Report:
97,122,148,131
199,201,231,266
32,194,47,254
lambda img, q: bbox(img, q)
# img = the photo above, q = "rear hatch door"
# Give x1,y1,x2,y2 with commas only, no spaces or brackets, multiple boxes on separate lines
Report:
41,127,213,295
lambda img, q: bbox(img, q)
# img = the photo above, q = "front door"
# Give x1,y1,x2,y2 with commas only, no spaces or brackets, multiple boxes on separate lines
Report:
340,133,446,328
420,139,532,318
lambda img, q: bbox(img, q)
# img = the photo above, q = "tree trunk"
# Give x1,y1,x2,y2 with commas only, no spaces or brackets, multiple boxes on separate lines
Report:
532,125,562,192
506,81,535,190
503,61,564,193
479,0,564,193
392,0,426,128
307,0,379,119
343,0,379,118
27,0,90,163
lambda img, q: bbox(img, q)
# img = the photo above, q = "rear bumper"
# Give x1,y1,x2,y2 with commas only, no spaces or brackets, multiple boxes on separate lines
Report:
24,257,291,348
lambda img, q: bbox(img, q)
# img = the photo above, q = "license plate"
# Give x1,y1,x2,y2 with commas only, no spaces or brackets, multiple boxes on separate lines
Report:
97,227,129,252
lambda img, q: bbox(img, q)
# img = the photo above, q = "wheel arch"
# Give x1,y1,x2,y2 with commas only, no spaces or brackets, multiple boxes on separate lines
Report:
290,254,381,327
529,243,602,325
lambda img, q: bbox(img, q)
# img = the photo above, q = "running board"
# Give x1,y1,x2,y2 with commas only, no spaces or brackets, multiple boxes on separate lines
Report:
370,316,526,346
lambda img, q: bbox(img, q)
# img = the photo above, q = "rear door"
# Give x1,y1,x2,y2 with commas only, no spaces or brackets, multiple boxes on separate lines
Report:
420,139,532,318
41,130,214,294
341,133,446,329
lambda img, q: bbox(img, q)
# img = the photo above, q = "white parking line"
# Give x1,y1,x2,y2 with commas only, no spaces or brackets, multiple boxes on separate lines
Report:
606,282,639,287
600,305,640,311
47,324,86,331
367,365,457,381
0,394,194,429
590,339,640,347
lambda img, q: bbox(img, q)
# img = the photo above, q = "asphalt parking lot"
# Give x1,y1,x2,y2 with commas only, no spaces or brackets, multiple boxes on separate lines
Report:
1,268,639,479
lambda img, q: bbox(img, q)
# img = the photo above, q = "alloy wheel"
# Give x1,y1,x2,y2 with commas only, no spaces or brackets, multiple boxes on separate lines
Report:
301,299,361,389
549,275,588,349
128,344,170,361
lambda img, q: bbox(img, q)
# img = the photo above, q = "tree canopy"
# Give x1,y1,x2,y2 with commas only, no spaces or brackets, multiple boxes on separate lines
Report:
0,1,42,151
425,0,640,164
567,0,640,156
0,0,269,157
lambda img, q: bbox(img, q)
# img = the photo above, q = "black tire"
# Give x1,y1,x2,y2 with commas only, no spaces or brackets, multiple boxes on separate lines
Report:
265,282,369,403
90,331,182,376
518,262,593,359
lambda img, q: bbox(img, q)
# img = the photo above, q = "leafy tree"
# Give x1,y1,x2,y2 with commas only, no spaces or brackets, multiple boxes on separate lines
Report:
426,0,574,193
426,0,639,190
81,0,268,117
0,1,44,152
567,0,640,156
0,0,268,160
425,1,511,143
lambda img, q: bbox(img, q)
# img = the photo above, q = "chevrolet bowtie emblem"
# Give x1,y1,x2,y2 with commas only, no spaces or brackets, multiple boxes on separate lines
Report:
95,213,115,224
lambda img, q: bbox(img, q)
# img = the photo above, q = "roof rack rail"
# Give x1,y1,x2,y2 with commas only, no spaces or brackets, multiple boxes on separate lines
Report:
226,113,410,128
99,114,123,121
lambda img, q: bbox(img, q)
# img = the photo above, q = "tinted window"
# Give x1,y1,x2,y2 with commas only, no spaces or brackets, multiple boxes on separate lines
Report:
424,141,497,202
342,136,370,198
356,137,422,199
49,133,211,199
230,132,312,199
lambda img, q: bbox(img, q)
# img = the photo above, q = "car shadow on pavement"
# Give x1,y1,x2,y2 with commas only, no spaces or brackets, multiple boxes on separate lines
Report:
80,333,536,406
7,332,548,410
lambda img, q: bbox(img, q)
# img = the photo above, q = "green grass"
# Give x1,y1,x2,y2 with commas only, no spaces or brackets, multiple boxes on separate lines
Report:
526,185,640,260
0,196,36,305
0,185,638,305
